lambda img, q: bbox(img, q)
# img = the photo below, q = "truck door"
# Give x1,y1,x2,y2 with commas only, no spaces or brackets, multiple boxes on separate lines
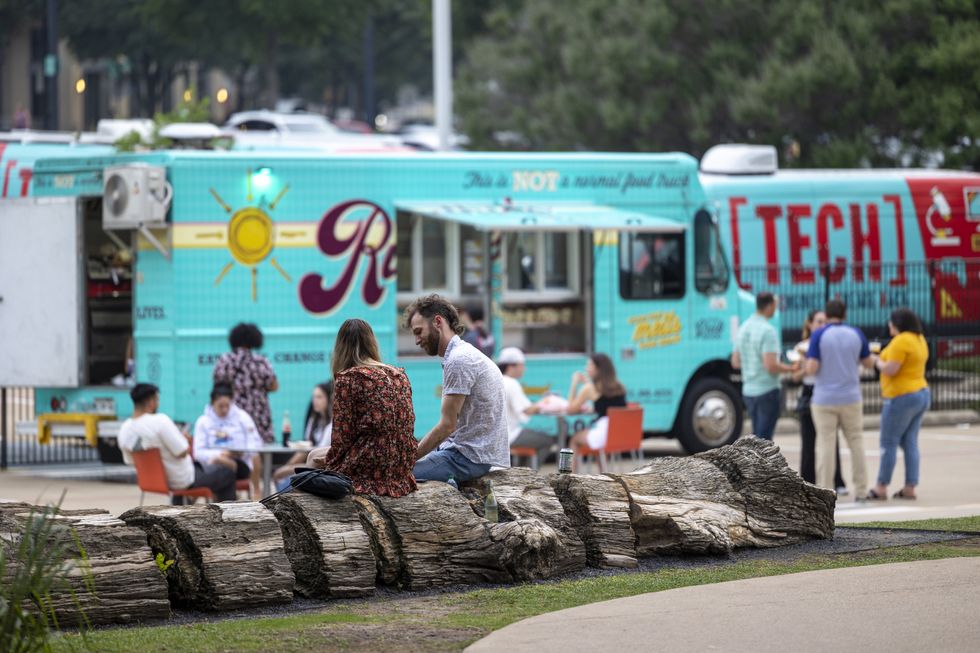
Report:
0,197,84,386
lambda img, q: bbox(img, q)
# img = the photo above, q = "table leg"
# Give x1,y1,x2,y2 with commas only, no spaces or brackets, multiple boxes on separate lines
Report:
557,417,568,451
262,452,273,498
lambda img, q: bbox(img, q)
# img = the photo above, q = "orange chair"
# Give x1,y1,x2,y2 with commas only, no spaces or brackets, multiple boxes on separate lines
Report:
131,448,215,506
510,445,540,469
576,405,644,473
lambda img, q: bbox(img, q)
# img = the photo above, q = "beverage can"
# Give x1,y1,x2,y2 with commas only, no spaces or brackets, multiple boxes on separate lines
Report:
558,448,574,474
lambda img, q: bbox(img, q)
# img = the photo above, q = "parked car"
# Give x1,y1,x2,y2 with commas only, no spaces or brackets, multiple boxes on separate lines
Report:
223,110,406,151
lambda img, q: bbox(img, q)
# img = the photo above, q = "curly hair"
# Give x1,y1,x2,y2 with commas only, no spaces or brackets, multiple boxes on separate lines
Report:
228,322,263,349
401,294,465,336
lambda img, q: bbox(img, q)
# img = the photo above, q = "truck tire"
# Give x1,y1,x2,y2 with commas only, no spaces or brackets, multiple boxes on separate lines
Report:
676,377,742,454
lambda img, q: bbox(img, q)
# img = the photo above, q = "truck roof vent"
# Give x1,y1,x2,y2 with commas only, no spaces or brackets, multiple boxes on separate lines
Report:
700,144,778,175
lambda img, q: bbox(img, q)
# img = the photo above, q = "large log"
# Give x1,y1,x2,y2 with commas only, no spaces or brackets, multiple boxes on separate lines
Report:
461,468,587,578
0,509,170,626
120,502,294,610
549,473,638,568
264,492,376,598
357,483,512,590
694,436,836,544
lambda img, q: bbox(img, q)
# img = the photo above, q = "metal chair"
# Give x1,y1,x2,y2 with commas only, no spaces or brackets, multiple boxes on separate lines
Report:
576,405,644,473
131,448,214,507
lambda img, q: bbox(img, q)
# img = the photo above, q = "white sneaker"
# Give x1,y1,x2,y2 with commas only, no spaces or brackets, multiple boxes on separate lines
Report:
836,486,849,496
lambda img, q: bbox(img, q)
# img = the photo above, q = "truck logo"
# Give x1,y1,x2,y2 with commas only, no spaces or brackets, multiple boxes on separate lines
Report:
695,318,724,340
299,200,396,316
628,310,682,349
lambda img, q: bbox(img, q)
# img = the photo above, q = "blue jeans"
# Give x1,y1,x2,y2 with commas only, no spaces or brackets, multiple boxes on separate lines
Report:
877,388,930,487
744,388,781,440
413,447,491,482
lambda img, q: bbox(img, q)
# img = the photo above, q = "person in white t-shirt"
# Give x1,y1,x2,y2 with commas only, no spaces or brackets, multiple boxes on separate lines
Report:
117,383,237,503
497,347,554,468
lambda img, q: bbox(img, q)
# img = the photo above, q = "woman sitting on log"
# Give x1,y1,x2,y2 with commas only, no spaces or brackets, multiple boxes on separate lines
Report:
273,380,334,491
567,353,627,472
308,319,418,497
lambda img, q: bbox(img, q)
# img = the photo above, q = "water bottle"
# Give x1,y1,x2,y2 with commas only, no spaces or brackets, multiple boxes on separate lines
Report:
484,480,499,523
282,410,292,446
446,474,459,490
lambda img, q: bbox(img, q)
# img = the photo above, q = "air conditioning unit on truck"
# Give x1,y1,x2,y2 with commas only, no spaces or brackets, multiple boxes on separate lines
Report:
4,146,759,455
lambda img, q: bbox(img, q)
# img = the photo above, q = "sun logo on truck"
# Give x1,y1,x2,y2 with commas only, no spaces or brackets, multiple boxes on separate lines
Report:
208,168,291,301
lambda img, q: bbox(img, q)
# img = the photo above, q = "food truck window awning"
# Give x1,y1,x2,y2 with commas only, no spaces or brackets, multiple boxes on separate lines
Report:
393,201,685,232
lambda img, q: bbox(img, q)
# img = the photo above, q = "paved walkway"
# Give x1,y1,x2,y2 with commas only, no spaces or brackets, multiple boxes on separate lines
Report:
466,557,980,652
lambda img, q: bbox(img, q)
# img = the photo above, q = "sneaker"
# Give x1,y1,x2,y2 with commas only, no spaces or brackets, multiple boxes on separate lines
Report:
836,486,849,496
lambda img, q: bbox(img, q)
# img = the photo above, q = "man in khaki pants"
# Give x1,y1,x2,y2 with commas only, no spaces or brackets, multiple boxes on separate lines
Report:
804,300,875,498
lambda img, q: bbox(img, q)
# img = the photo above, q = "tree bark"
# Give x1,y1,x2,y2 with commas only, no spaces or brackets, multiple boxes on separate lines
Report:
265,492,376,598
120,502,294,610
550,473,638,568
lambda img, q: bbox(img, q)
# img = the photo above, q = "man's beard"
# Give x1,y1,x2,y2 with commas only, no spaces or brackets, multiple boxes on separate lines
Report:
422,330,440,356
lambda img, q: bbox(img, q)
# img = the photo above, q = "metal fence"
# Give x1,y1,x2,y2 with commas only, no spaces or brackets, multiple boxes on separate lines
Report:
0,387,100,469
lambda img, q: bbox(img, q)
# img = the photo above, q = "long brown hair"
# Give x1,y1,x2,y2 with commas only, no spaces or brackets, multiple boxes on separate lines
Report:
590,353,625,397
332,319,387,376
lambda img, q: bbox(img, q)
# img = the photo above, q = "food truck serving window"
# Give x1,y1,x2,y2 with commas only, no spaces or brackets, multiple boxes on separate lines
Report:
619,232,686,300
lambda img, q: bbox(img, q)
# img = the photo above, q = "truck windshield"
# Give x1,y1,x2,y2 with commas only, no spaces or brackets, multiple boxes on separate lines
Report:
693,209,729,294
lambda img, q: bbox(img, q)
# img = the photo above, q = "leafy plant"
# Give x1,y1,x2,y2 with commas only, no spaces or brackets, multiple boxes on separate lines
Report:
114,93,227,152
153,552,175,576
0,504,92,653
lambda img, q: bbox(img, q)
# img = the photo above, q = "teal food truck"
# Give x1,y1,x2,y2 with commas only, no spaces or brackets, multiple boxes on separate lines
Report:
0,146,751,454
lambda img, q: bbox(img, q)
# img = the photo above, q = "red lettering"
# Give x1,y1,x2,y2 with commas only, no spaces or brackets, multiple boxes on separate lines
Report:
728,197,750,289
18,168,32,197
849,203,882,282
756,204,782,284
786,204,814,283
816,204,846,282
2,159,16,197
883,194,907,287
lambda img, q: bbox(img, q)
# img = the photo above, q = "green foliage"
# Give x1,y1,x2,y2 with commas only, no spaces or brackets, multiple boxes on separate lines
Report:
153,553,175,576
456,0,980,168
114,95,224,151
842,515,980,532
0,505,91,653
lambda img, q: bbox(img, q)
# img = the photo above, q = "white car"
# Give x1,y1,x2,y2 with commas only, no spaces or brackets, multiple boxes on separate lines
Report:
223,111,406,152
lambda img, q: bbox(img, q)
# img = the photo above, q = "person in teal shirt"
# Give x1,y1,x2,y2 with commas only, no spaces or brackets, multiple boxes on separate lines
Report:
731,292,796,439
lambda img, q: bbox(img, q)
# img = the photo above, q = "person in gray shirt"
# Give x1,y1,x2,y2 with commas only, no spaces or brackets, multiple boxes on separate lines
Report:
405,294,510,481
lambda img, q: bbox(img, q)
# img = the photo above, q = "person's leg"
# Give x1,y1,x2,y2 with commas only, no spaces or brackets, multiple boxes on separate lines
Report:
799,407,816,484
899,388,930,494
413,448,490,482
743,394,761,437
569,429,589,472
811,404,838,491
273,451,307,483
839,401,867,499
874,398,901,494
249,454,262,498
754,389,781,440
833,437,847,492
192,462,237,502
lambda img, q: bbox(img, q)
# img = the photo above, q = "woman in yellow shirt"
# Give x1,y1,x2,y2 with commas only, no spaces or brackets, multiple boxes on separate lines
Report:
867,308,930,500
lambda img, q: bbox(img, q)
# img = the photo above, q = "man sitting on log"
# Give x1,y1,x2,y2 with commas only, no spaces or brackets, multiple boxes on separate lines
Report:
404,294,510,482
118,383,238,503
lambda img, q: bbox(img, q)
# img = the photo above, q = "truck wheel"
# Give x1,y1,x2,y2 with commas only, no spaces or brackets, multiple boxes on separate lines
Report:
676,377,742,454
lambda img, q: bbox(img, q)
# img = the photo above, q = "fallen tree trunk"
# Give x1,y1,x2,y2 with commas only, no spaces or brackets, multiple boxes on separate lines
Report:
0,508,170,626
462,468,587,578
358,483,512,590
550,473,638,568
120,502,294,610
264,492,376,598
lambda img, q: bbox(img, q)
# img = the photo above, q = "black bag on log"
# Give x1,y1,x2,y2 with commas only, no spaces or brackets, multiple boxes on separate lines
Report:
288,468,353,499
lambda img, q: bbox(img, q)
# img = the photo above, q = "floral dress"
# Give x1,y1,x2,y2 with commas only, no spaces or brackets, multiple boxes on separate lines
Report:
213,348,277,443
321,365,417,497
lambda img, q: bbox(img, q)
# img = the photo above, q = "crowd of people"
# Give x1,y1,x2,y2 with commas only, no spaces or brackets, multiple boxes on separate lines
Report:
116,288,931,505
734,292,931,501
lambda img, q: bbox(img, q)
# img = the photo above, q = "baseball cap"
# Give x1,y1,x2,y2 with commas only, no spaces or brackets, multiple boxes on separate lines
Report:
497,347,526,365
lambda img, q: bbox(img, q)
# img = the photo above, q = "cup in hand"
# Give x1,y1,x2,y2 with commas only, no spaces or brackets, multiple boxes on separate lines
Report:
869,341,882,354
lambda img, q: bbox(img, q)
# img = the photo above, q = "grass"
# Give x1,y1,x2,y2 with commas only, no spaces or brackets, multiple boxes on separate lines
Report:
50,520,980,653
841,515,980,533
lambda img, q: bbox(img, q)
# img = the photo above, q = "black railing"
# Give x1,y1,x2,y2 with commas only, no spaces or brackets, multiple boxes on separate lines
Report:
737,259,980,342
0,387,100,468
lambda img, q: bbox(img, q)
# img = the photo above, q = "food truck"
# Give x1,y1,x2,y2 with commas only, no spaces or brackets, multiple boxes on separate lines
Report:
0,147,751,454
699,145,980,347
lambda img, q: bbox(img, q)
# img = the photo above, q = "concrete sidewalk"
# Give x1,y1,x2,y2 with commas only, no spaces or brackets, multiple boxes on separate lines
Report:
466,557,980,652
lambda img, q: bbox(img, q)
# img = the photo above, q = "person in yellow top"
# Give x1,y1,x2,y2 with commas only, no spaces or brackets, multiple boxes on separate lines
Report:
866,308,930,500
